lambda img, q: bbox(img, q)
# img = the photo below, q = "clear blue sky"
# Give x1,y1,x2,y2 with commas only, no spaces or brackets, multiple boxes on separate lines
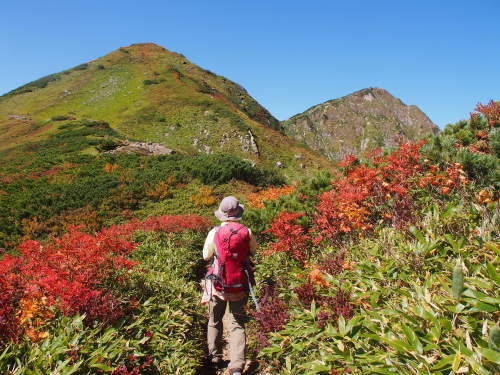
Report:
1,0,499,127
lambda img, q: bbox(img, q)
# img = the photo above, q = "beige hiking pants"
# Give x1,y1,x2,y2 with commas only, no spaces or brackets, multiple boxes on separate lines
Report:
207,295,248,370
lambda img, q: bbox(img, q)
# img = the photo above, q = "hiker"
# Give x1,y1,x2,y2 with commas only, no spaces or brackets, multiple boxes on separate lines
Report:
202,196,257,375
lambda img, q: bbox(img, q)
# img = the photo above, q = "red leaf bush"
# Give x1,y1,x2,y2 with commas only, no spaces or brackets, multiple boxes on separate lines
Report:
314,141,468,244
251,284,290,350
475,100,500,127
263,211,310,263
0,214,210,345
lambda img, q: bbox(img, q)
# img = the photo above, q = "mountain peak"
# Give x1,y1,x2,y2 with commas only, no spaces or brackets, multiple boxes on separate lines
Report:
0,43,330,175
282,88,438,161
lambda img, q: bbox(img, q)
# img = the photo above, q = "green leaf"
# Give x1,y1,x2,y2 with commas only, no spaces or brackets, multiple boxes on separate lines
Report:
90,363,116,371
338,315,346,337
489,325,500,351
452,262,464,299
409,226,425,244
462,288,500,304
467,301,498,312
486,262,499,283
431,354,454,370
452,352,461,372
310,299,316,317
477,347,500,363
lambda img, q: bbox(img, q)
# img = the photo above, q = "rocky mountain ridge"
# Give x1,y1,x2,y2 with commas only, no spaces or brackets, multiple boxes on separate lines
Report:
281,87,438,161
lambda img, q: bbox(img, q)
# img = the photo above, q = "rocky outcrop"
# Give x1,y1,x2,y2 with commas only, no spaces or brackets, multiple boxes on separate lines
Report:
239,130,260,157
107,140,175,156
281,88,438,162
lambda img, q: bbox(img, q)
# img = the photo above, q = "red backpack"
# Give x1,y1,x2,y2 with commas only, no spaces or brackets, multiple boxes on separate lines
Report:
207,222,251,294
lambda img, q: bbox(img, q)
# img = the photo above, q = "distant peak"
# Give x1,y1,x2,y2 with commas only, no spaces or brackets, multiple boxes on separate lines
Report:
128,42,165,49
349,87,391,98
116,43,171,54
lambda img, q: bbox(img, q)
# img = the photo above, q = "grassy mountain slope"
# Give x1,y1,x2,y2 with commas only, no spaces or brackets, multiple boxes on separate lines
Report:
0,43,330,176
282,87,438,161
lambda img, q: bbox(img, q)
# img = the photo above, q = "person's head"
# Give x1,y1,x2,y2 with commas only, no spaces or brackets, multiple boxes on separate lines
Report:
214,196,244,222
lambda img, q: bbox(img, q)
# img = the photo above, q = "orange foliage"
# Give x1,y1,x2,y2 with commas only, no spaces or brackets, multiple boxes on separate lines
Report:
475,130,489,140
309,268,330,288
60,206,102,233
103,163,120,173
20,217,48,241
315,142,469,244
17,294,54,342
475,100,500,127
247,185,295,208
468,140,491,154
189,186,217,207
476,189,495,204
146,181,172,200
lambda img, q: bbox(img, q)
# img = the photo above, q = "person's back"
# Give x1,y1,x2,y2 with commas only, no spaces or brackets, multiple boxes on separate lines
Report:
202,196,257,375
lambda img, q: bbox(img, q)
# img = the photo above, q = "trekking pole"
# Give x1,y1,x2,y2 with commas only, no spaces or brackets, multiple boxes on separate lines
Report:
245,269,260,312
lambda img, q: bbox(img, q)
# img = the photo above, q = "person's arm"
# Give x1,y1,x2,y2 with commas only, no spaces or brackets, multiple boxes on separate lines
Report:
248,228,257,256
203,229,216,260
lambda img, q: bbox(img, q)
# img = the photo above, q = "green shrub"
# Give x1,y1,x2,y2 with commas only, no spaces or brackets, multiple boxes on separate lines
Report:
0,120,282,247
423,114,499,187
95,139,120,152
143,79,166,85
51,115,70,121
72,63,88,71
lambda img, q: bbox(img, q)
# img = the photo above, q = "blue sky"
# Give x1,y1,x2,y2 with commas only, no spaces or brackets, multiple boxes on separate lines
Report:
1,0,499,127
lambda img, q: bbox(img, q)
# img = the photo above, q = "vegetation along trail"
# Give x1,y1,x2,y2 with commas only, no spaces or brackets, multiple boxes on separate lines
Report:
0,41,498,373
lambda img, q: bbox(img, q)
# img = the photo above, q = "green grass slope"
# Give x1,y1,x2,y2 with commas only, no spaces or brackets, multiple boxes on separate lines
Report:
0,43,331,176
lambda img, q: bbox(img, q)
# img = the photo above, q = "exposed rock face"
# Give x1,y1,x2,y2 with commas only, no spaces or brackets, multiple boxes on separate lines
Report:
108,140,175,156
281,88,438,162
239,130,260,156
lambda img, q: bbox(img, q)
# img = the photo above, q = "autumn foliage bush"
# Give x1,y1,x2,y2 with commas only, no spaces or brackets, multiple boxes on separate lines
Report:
188,185,217,207
262,141,469,259
0,214,210,346
314,141,468,244
247,185,295,208
475,100,500,127
263,211,311,263
251,284,290,349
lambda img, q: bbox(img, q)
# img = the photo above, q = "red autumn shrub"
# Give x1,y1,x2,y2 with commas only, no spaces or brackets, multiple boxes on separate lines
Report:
0,265,22,343
314,141,468,244
294,281,317,308
263,211,310,263
0,214,210,345
251,284,290,350
318,252,345,276
475,100,500,127
317,290,354,328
